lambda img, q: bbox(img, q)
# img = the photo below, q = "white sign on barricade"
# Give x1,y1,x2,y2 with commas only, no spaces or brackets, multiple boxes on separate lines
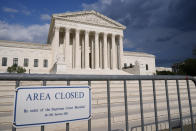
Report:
13,86,91,127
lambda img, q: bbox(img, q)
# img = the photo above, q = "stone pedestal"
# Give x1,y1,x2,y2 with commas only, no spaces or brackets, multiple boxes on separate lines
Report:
55,54,67,74
56,63,67,74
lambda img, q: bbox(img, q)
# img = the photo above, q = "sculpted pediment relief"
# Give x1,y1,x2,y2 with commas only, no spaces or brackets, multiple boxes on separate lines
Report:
54,11,126,29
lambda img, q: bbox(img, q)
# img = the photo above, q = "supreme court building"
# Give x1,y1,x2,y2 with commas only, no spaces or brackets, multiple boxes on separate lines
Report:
0,10,156,75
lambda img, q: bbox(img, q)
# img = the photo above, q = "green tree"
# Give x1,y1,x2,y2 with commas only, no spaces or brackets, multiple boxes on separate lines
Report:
178,58,196,76
7,64,17,73
156,71,175,75
172,48,196,76
16,66,26,73
193,48,196,56
7,64,26,73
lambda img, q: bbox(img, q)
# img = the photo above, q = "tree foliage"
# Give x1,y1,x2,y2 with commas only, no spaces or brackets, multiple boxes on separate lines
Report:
7,64,26,73
178,58,196,76
193,48,196,56
171,48,196,76
156,71,175,75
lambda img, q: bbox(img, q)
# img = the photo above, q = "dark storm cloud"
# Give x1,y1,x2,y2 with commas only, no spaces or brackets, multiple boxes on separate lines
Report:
167,0,196,31
156,36,174,42
156,59,182,67
84,0,169,28
83,0,196,67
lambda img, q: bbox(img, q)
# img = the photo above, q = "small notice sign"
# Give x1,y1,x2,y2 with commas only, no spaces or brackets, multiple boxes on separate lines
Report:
13,86,91,127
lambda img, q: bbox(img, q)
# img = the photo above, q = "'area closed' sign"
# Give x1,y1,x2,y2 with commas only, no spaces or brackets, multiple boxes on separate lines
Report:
13,86,91,127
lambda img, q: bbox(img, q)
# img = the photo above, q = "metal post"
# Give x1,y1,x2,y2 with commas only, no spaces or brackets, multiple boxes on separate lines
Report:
12,125,16,131
12,81,20,131
176,80,183,131
165,80,172,131
42,80,46,86
152,80,158,131
186,80,195,131
16,81,20,87
67,80,70,86
88,80,91,131
41,80,46,131
41,126,44,131
138,80,144,131
66,123,69,131
123,80,129,131
107,80,111,131
66,80,70,131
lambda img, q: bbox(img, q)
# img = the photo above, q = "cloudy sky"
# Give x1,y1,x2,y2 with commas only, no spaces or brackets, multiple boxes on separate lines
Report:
0,0,196,67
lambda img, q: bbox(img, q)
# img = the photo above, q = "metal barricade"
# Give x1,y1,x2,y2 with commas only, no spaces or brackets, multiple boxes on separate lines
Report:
0,73,195,131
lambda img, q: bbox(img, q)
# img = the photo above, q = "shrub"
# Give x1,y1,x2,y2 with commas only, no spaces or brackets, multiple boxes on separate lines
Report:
156,71,175,75
7,64,26,73
16,66,26,73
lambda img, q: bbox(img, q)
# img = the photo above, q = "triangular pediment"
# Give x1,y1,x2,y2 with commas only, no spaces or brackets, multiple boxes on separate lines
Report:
53,10,126,29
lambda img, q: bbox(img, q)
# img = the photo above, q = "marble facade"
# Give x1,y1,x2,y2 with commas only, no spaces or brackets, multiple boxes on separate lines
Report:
48,10,125,74
0,10,156,75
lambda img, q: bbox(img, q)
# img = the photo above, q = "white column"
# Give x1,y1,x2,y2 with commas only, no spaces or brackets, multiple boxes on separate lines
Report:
63,31,66,62
72,33,75,68
64,27,71,68
103,33,108,69
75,29,80,69
91,38,94,69
81,34,85,69
95,32,99,69
53,26,60,64
85,30,89,69
116,37,120,69
99,38,102,68
111,34,116,69
107,38,111,68
119,35,123,69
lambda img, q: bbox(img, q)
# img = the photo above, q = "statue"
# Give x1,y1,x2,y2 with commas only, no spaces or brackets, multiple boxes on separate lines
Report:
56,54,65,64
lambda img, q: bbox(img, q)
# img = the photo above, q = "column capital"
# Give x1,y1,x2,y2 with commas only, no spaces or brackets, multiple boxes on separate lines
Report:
85,30,89,34
65,27,70,31
75,28,81,33
112,33,117,37
119,34,123,38
103,32,108,37
54,26,60,31
95,31,100,36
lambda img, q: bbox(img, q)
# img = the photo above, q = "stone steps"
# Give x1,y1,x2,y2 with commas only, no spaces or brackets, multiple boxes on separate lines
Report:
0,97,14,103
91,100,195,115
0,100,194,124
91,90,193,100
